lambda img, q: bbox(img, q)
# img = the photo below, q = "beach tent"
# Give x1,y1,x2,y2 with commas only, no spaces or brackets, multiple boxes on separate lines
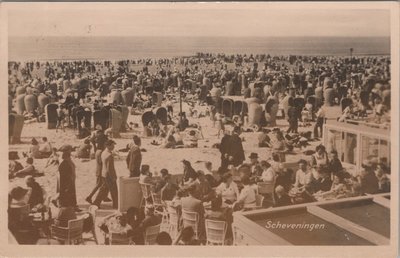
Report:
247,102,262,127
141,111,155,127
48,83,58,96
323,87,335,106
16,86,26,96
118,105,129,132
233,100,244,116
9,113,24,144
45,104,58,129
24,94,38,113
154,107,168,125
141,110,155,137
222,98,234,118
38,93,50,113
225,81,234,96
252,87,264,101
76,110,86,132
93,108,109,131
109,108,122,138
121,88,134,106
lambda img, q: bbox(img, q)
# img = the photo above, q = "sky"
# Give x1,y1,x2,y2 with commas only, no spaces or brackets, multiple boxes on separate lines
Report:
7,4,391,38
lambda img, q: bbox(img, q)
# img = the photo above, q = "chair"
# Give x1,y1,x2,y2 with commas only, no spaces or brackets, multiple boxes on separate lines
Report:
109,232,132,245
51,217,84,245
205,219,227,245
86,205,99,244
166,205,181,240
144,224,161,245
152,192,165,210
140,183,153,208
151,192,169,231
181,210,199,239
257,181,275,205
255,194,265,209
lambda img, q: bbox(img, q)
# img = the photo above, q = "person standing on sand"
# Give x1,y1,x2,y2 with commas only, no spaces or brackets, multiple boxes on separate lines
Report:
228,126,245,167
126,135,142,177
94,140,118,209
85,137,106,204
219,130,231,172
56,104,66,133
57,145,78,210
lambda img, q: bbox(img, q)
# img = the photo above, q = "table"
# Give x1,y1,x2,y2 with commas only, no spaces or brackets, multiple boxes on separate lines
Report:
232,193,390,246
30,213,53,244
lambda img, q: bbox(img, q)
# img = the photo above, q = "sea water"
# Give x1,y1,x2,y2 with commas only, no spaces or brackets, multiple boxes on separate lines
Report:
8,36,390,61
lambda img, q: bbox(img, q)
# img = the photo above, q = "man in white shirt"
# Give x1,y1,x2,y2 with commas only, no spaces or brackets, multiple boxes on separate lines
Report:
260,161,275,183
234,176,256,210
294,159,314,189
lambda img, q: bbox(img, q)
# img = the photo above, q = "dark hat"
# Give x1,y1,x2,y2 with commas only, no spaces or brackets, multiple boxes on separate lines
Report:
59,145,73,153
249,153,259,159
10,186,28,200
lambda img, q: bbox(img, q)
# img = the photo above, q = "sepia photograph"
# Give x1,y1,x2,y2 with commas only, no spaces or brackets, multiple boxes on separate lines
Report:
2,2,399,257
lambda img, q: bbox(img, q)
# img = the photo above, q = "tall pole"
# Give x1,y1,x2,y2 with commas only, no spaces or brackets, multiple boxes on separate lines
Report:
178,75,183,130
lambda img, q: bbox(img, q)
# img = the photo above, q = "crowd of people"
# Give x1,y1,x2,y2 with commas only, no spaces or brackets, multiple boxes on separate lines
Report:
8,52,391,245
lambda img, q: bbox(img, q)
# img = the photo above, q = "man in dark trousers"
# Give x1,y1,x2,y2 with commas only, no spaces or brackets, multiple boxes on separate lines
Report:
94,140,118,209
219,131,231,172
57,145,78,209
228,126,245,167
85,138,106,204
126,135,142,177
